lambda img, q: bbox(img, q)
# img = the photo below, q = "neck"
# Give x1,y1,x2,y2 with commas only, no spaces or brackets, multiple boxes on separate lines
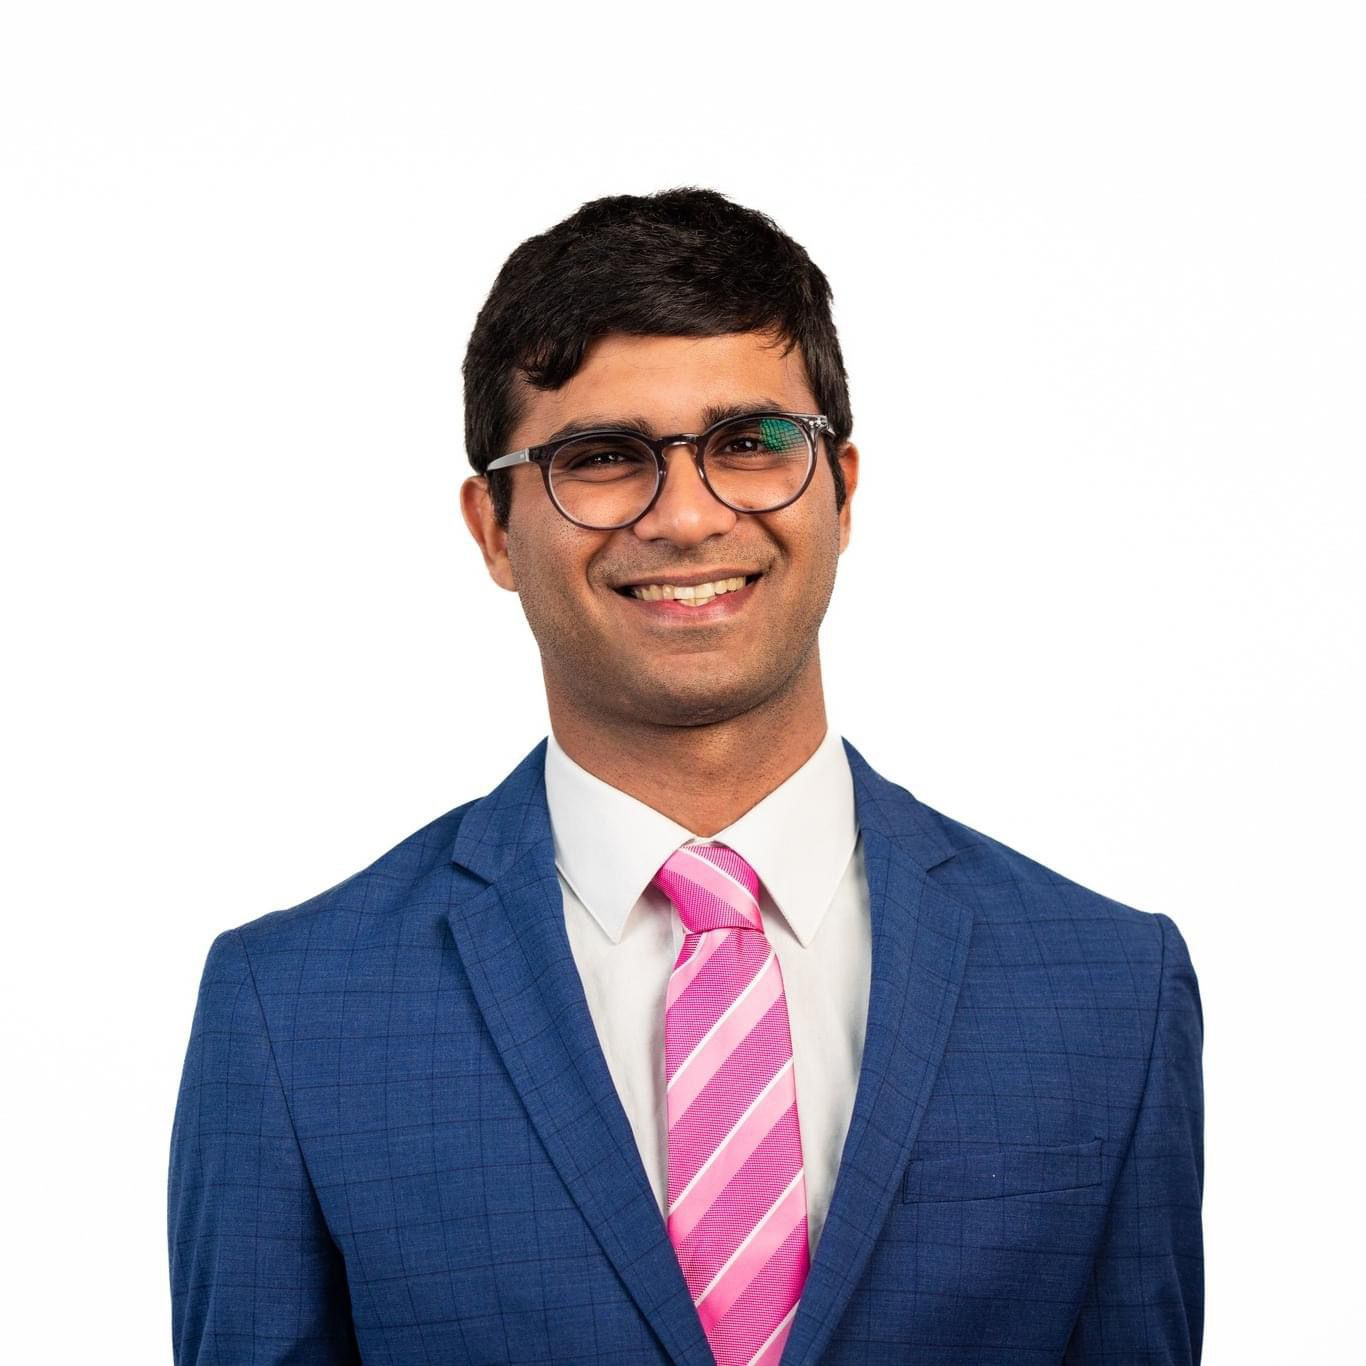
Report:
547,666,829,837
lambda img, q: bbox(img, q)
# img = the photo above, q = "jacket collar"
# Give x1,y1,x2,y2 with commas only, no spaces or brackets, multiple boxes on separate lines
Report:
451,733,967,882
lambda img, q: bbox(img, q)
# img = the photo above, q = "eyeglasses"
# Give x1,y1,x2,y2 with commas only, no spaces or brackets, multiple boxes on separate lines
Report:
485,410,833,530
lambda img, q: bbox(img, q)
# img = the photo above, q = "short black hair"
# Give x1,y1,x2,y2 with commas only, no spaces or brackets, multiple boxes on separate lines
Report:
462,187,853,527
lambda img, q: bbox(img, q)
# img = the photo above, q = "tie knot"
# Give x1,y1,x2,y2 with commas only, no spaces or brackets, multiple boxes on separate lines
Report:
650,841,763,934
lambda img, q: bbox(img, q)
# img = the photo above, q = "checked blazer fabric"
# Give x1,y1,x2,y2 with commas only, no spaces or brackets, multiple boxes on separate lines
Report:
169,736,1204,1364
654,843,811,1366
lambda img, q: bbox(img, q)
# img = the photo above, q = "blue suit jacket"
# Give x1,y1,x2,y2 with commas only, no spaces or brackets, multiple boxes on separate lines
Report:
169,736,1203,1364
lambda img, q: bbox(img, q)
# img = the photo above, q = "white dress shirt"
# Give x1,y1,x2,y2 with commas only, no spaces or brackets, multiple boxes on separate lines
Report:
543,723,871,1260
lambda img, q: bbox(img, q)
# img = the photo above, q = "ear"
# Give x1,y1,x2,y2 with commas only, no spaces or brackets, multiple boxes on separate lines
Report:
835,441,859,554
460,475,518,592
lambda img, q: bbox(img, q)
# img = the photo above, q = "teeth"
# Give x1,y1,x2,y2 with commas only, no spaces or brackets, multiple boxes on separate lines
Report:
629,575,750,604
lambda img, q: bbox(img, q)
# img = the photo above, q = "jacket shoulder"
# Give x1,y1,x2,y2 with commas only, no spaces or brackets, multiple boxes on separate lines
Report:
915,801,1198,1032
923,801,1178,944
221,797,480,953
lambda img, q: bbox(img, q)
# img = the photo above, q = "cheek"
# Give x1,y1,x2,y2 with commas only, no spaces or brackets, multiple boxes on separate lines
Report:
506,518,575,591
506,532,602,637
784,509,843,583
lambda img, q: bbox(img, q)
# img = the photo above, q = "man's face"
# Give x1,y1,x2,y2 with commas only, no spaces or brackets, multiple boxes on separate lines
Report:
461,330,859,730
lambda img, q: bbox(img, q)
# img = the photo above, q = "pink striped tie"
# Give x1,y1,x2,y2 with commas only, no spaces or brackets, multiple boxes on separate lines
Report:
652,841,809,1366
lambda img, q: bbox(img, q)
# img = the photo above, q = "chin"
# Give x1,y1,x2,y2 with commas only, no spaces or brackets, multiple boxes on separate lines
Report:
629,677,770,728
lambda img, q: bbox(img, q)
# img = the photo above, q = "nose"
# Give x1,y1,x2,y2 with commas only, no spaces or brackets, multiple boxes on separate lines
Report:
629,442,738,546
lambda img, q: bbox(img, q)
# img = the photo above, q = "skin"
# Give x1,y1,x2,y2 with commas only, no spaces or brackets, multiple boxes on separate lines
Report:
461,330,860,836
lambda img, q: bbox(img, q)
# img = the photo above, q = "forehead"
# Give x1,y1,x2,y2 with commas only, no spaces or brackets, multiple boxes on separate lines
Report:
510,331,817,444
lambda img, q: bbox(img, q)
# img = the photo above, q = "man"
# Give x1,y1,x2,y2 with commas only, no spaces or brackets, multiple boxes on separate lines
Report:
169,188,1203,1365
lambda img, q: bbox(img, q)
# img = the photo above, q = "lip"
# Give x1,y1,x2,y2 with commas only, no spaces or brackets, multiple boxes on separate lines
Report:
613,574,763,623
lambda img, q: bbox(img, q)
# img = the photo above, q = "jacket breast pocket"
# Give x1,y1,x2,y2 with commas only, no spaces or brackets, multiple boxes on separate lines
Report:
902,1138,1103,1203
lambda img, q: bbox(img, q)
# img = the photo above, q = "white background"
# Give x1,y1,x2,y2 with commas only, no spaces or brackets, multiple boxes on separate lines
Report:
3,3,1362,1359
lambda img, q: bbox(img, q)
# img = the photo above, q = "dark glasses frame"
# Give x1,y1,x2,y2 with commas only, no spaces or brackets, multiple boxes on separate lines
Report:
484,411,835,530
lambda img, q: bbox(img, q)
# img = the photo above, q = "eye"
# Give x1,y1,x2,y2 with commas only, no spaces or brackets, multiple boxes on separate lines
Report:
718,435,763,455
551,436,655,488
565,449,628,469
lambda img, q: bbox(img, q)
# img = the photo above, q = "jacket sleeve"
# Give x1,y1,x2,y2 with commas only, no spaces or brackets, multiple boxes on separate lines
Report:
168,930,361,1364
1063,911,1205,1365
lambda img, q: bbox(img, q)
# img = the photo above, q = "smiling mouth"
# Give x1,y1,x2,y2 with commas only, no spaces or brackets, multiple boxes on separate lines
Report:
613,573,762,603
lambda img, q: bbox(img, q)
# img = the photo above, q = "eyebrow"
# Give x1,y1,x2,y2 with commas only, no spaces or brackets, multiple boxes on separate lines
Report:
543,397,794,444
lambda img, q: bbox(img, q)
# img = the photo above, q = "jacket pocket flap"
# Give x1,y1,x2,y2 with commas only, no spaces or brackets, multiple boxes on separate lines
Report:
902,1138,1103,1203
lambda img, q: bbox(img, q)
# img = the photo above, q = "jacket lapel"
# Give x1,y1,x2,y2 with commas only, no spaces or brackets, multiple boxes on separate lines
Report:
780,739,976,1366
445,738,714,1366
444,734,975,1366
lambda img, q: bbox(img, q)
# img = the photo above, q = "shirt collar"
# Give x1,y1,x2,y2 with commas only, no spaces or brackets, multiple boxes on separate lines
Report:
543,724,858,948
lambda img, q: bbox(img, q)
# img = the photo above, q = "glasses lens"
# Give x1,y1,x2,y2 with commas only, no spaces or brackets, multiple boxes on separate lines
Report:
549,434,658,528
702,415,812,511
